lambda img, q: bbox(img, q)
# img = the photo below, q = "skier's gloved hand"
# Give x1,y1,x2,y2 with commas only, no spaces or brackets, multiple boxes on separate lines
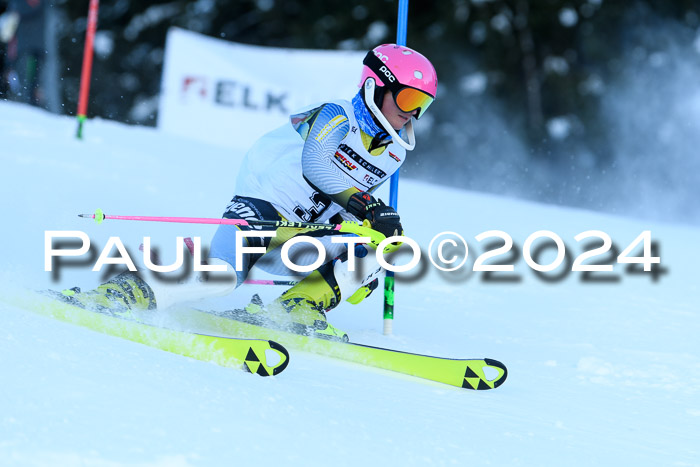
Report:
346,192,403,238
367,204,403,238
346,192,380,219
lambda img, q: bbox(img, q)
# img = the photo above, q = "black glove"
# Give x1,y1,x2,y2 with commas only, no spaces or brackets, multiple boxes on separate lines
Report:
346,192,403,238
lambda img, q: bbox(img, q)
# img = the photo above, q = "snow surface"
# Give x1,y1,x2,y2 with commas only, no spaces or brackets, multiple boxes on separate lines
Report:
1,101,699,466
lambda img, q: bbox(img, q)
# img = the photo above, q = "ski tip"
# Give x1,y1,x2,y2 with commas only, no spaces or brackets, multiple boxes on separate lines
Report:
268,340,290,376
484,358,508,389
462,358,508,390
242,341,290,377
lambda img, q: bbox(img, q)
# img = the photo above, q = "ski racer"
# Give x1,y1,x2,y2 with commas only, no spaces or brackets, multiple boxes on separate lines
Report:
66,44,438,339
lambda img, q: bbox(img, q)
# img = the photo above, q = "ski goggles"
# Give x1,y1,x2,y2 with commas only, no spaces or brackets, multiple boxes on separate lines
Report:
363,52,435,118
393,86,434,118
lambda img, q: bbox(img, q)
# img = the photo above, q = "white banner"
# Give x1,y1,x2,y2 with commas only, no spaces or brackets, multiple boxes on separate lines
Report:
158,27,365,149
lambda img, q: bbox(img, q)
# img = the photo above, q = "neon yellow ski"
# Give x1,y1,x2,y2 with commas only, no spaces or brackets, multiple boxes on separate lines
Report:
167,307,508,390
4,289,289,377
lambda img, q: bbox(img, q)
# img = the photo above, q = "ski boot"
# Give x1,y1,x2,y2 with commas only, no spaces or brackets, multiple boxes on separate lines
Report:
245,269,349,341
60,272,157,317
273,294,349,342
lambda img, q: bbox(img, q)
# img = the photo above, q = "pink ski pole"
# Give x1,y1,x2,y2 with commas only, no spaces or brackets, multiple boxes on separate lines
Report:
79,208,343,231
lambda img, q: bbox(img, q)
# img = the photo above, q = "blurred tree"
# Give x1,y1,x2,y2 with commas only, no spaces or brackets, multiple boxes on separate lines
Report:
50,0,700,220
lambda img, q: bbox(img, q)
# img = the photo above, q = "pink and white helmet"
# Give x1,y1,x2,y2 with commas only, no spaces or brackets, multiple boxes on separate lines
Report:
359,44,438,119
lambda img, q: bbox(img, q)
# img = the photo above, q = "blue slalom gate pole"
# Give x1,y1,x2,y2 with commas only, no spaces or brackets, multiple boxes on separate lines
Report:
383,0,409,336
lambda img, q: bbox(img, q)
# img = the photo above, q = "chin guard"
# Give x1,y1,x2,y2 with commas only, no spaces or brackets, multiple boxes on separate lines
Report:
363,78,416,151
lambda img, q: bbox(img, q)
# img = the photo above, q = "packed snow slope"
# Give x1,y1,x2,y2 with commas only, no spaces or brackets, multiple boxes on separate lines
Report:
1,101,699,466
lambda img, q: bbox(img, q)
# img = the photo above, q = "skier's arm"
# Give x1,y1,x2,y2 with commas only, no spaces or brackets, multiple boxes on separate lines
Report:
320,178,386,210
300,104,399,232
300,104,363,208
